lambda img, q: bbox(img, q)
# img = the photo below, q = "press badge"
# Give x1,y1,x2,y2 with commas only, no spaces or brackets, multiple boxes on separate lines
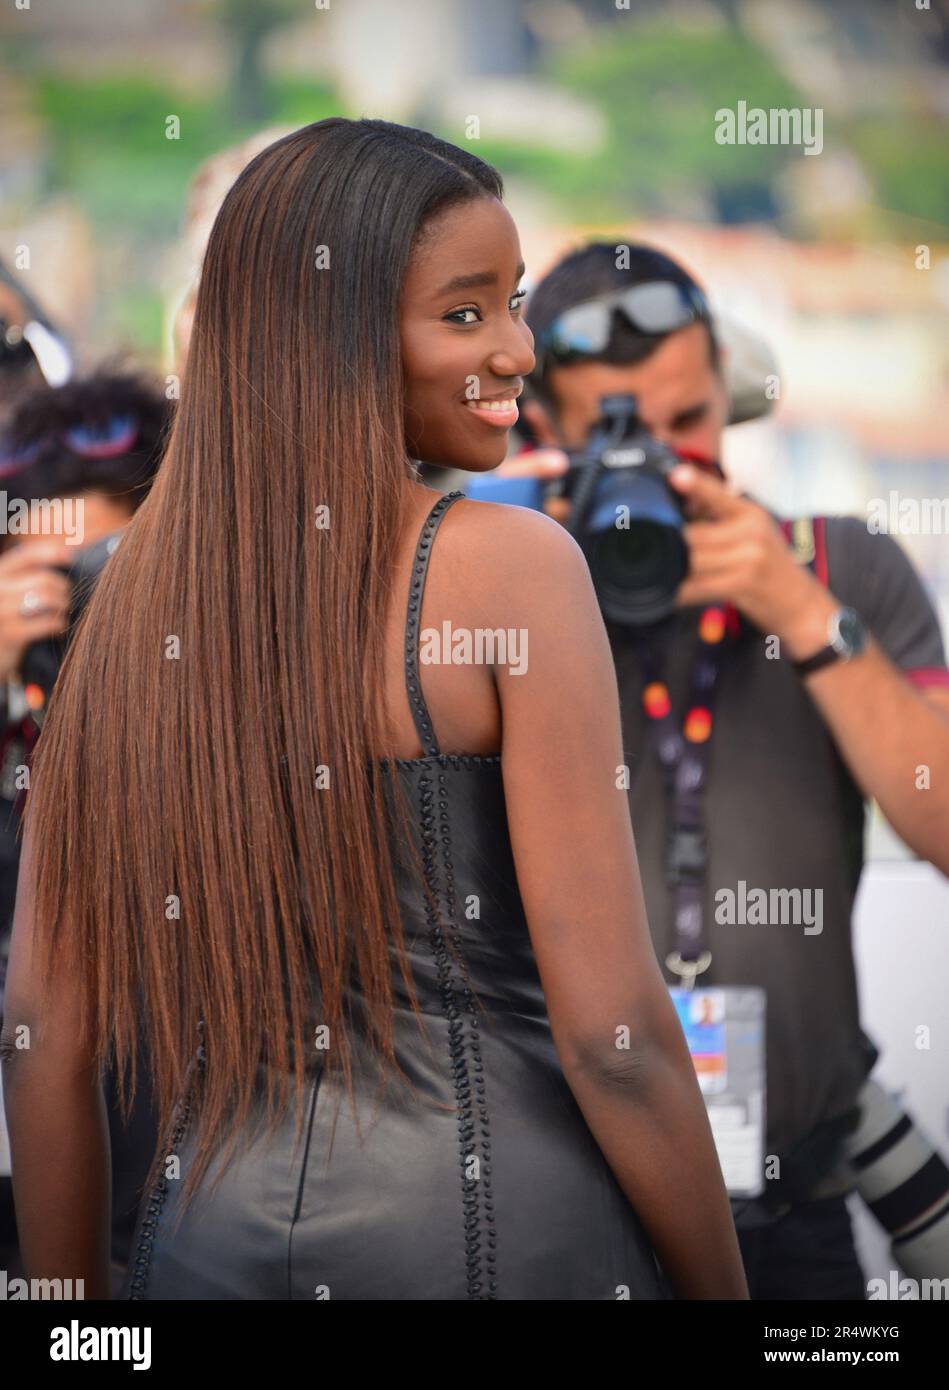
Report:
669,985,766,1198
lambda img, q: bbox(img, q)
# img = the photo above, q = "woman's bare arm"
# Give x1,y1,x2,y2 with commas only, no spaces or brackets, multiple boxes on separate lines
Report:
1,814,113,1298
486,503,747,1299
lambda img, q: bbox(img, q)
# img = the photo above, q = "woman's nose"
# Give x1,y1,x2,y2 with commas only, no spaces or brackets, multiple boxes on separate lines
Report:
487,323,535,380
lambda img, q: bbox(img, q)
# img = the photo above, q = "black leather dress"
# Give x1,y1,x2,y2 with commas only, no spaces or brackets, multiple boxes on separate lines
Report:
122,490,667,1301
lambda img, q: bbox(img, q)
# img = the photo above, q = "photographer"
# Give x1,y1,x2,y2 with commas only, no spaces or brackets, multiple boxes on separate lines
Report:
482,242,949,1298
0,368,171,1283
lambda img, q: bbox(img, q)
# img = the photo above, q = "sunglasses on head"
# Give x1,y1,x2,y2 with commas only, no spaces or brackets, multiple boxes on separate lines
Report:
537,280,711,367
0,413,140,480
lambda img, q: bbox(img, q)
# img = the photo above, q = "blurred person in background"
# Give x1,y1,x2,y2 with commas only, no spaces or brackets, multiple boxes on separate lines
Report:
0,260,73,430
165,125,298,378
0,367,171,1286
488,241,949,1300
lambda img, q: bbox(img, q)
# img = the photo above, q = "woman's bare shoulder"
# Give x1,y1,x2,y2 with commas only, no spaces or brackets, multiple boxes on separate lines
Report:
439,494,590,600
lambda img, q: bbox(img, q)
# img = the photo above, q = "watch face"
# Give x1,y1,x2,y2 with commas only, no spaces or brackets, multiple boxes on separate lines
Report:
833,607,867,659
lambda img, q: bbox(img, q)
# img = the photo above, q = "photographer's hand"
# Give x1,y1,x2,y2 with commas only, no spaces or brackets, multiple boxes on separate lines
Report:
494,447,572,524
0,539,73,684
669,462,949,875
668,462,835,650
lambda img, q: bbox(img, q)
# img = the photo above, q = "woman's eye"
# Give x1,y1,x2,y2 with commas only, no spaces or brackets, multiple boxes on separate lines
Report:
444,290,526,326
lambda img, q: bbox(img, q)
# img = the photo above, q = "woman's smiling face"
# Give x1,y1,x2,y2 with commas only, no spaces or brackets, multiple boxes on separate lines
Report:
400,195,535,471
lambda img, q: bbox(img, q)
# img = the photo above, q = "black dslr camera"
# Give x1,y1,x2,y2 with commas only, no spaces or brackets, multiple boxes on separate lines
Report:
555,393,688,627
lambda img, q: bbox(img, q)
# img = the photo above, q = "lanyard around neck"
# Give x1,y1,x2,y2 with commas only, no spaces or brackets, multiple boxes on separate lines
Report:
620,514,824,988
630,603,740,989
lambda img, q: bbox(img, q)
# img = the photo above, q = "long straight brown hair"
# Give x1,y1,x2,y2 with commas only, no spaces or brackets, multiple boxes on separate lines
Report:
22,118,504,1215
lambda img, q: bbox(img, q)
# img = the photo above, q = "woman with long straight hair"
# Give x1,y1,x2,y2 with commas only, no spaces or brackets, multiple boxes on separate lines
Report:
2,118,747,1300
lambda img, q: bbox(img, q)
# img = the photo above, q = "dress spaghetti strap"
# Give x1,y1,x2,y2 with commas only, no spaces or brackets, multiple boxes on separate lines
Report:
403,489,465,758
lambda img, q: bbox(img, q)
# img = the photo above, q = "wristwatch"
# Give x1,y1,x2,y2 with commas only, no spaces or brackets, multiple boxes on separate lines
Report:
792,606,869,677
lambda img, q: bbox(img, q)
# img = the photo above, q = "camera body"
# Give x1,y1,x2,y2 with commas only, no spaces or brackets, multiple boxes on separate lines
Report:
466,393,688,626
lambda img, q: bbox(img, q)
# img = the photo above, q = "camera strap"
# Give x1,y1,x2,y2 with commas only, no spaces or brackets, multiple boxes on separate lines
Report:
632,603,741,988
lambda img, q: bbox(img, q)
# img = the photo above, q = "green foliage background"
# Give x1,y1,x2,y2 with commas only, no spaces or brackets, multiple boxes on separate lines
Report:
8,16,946,356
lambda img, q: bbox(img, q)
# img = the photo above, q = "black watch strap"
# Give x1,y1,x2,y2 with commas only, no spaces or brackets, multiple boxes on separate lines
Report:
792,606,868,677
793,645,840,677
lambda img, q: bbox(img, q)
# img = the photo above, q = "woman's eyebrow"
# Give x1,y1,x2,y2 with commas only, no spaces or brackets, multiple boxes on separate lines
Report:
434,261,526,298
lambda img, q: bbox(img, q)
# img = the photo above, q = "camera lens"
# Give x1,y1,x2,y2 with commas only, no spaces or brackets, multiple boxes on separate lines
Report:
587,522,688,626
578,469,688,626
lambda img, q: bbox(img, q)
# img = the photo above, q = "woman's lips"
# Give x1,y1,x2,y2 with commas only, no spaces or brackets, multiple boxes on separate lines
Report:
463,397,519,428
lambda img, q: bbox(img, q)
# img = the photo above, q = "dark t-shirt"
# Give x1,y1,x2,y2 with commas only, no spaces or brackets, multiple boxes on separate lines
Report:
608,516,947,1165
